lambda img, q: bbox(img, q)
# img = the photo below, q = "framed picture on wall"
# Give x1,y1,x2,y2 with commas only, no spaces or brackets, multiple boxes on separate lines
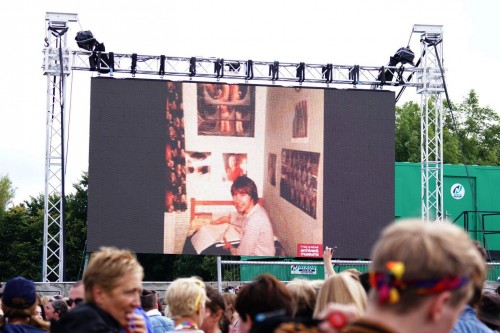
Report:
197,83,255,137
279,149,320,219
268,153,277,186
222,153,247,182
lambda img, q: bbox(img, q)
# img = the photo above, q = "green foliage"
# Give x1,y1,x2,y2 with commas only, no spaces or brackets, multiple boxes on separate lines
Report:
0,174,15,213
0,203,43,281
0,174,88,281
64,173,88,281
395,90,500,165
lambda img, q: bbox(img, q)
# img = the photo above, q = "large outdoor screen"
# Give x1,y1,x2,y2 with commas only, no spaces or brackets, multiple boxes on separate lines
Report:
87,77,395,259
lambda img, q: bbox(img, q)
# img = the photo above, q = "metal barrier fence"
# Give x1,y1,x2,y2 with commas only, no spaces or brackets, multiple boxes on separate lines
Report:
216,258,500,292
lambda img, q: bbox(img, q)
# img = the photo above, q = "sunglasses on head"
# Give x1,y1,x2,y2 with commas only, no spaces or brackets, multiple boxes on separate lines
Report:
66,298,84,306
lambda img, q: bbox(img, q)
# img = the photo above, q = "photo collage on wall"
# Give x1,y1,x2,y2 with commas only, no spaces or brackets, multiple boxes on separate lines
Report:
197,83,255,137
280,149,320,219
165,82,187,213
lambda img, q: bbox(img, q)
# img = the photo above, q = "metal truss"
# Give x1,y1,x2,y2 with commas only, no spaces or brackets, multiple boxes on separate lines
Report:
70,50,423,88
42,12,77,282
413,24,445,223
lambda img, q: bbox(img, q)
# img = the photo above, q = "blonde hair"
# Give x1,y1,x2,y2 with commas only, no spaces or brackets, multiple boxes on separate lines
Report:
83,247,144,303
313,272,367,318
369,219,486,313
308,279,324,297
166,277,207,319
286,278,317,318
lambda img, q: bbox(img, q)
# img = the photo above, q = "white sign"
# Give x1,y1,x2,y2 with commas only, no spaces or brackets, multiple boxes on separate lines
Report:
291,265,317,275
451,183,465,200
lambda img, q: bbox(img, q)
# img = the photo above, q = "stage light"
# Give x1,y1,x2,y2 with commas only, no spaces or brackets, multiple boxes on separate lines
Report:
75,30,97,51
75,30,112,73
377,46,415,85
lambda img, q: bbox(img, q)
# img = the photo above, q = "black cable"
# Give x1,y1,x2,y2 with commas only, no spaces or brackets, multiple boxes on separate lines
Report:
57,35,67,281
432,43,489,257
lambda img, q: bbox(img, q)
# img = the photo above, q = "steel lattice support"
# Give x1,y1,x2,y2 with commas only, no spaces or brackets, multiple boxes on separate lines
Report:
42,12,77,282
413,25,445,222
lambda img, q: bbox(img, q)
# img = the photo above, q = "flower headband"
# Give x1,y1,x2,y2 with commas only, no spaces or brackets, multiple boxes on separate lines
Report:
369,261,469,304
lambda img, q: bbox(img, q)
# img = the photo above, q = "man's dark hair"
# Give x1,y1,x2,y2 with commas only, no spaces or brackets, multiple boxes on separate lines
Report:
235,274,293,323
231,176,258,204
140,289,157,311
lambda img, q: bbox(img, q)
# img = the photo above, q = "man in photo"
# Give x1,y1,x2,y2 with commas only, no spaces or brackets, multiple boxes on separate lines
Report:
216,176,275,256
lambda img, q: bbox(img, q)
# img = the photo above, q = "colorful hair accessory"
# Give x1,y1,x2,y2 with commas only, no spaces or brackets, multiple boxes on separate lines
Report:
369,261,469,305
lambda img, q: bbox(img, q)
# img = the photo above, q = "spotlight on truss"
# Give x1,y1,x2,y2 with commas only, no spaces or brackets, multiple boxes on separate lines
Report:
75,30,112,73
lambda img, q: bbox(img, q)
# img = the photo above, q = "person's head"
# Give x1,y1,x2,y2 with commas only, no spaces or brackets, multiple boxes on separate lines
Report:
166,277,207,327
313,272,367,318
477,292,500,331
202,285,227,333
34,305,43,320
67,281,84,310
222,292,237,321
140,289,158,312
0,276,38,325
235,274,293,333
307,280,324,297
231,176,258,214
467,240,488,308
45,299,68,321
228,155,236,168
83,247,144,328
286,278,316,319
368,219,485,332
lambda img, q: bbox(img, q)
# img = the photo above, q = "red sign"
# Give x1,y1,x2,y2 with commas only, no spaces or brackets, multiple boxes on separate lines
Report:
297,244,322,258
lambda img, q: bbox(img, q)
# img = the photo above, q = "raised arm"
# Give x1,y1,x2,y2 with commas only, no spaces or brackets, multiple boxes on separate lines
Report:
323,246,336,278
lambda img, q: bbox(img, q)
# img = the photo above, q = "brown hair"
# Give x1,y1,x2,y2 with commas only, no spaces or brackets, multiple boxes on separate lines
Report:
286,278,316,318
235,274,293,323
231,176,258,204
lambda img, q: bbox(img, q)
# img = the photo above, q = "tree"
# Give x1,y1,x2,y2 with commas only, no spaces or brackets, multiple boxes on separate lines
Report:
451,90,500,165
0,174,15,213
0,198,44,281
63,173,88,281
395,90,499,165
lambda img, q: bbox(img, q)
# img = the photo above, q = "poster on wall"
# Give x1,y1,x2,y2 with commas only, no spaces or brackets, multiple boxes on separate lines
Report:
268,153,277,186
292,99,308,139
186,151,211,178
222,153,247,182
280,149,320,219
165,82,187,213
197,83,255,137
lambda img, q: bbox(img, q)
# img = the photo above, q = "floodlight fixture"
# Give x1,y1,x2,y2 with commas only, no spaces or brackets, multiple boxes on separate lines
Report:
75,30,97,51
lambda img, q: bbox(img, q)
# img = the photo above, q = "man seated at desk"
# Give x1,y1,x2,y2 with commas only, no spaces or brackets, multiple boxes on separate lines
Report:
184,176,276,257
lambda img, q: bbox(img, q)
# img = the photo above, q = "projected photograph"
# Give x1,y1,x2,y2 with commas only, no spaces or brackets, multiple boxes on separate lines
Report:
88,77,395,258
197,83,255,137
280,149,320,219
223,153,247,182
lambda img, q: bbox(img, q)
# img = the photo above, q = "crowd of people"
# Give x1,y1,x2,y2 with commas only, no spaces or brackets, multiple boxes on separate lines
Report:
1,219,500,333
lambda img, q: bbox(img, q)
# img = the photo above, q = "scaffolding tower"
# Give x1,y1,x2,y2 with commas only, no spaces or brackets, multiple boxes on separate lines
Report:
413,24,445,223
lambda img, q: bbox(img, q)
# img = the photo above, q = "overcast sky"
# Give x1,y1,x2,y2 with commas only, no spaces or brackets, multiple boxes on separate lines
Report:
1,0,499,205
